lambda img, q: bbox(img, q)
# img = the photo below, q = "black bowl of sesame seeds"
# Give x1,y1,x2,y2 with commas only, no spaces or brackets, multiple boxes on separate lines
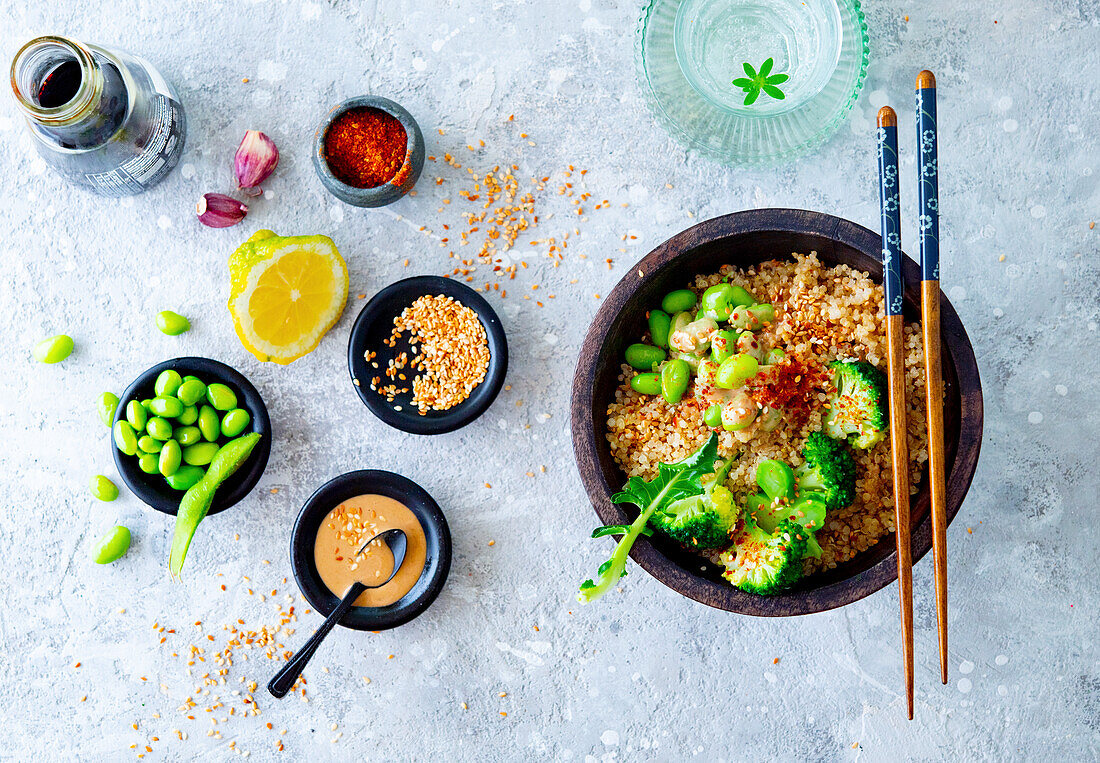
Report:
348,275,508,434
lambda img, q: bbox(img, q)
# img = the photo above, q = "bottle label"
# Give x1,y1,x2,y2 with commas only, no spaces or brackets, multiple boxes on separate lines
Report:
83,95,184,196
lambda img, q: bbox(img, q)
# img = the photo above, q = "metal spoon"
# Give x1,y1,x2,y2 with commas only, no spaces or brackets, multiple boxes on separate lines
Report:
268,528,408,699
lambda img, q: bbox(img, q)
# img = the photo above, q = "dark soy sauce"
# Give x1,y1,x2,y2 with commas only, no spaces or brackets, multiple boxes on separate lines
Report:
37,59,82,108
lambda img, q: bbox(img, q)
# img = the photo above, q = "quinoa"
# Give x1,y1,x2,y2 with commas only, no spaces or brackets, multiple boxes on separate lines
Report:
604,252,930,575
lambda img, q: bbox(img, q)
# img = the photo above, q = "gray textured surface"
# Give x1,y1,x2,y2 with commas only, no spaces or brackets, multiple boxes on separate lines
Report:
2,1,1098,760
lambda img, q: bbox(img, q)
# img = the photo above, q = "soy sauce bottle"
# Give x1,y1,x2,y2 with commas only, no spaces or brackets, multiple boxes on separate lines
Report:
10,36,186,196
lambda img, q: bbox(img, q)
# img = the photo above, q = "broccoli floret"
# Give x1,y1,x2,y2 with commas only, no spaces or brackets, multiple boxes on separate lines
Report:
823,360,888,449
650,458,738,548
720,517,808,595
795,431,857,511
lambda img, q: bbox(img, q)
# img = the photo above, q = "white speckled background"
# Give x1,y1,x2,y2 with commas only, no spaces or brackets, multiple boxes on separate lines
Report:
2,0,1098,760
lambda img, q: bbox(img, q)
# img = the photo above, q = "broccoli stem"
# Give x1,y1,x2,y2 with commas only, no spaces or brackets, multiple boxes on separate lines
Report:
577,482,675,603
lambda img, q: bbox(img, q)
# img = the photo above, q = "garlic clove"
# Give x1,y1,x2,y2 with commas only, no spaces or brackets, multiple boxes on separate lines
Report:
196,193,248,228
234,130,279,190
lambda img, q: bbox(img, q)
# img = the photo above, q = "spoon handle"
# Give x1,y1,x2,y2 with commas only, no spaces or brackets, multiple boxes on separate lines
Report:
267,582,366,699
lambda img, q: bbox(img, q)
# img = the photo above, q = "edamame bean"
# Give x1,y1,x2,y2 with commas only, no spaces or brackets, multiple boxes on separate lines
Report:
703,402,724,428
748,303,775,325
165,464,205,490
736,331,765,362
140,399,153,412
727,284,755,308
32,334,74,364
670,310,693,335
92,525,131,564
660,358,691,404
137,435,163,454
182,375,201,384
175,426,201,446
661,289,697,315
159,439,182,477
113,420,138,456
220,409,251,438
149,395,184,419
205,383,237,412
715,353,759,389
146,417,173,441
125,399,148,431
710,329,737,365
624,343,666,371
721,393,759,431
155,369,183,397
764,347,786,365
647,309,671,349
89,474,118,502
97,392,119,428
177,405,199,425
630,373,661,396
695,358,717,389
197,405,220,442
138,453,159,474
699,284,735,322
176,378,207,406
156,310,191,336
182,442,220,466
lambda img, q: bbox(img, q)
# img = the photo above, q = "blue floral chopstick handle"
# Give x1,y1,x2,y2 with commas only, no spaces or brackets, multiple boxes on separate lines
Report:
916,73,939,282
877,107,903,316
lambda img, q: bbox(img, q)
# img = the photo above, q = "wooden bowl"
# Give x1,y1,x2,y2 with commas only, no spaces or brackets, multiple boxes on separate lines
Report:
570,209,983,616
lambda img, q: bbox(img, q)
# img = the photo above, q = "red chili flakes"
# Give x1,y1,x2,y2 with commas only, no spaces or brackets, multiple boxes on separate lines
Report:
745,355,830,425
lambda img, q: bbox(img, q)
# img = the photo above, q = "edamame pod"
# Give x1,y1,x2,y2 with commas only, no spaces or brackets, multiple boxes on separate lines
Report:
169,433,261,578
630,373,661,396
624,343,666,371
660,359,691,404
647,309,671,349
97,392,119,428
92,525,131,564
661,289,697,314
113,420,138,456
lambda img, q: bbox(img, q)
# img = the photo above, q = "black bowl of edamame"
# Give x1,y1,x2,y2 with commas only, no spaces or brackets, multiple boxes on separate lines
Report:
347,275,508,434
111,357,271,516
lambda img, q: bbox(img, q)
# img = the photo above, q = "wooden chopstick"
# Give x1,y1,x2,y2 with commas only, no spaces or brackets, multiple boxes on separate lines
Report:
916,69,949,686
876,105,915,720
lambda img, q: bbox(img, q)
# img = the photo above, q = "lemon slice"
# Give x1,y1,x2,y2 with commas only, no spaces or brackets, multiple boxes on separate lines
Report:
228,232,348,364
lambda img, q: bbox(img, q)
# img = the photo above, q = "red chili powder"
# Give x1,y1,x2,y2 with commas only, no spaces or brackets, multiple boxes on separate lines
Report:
745,354,831,425
323,107,408,189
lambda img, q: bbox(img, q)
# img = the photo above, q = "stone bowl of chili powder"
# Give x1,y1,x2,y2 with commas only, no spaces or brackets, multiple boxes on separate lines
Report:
313,95,425,207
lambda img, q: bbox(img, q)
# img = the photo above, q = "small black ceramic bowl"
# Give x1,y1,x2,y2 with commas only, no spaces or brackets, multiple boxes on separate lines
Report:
291,470,451,631
348,275,508,435
312,95,426,208
111,357,271,516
